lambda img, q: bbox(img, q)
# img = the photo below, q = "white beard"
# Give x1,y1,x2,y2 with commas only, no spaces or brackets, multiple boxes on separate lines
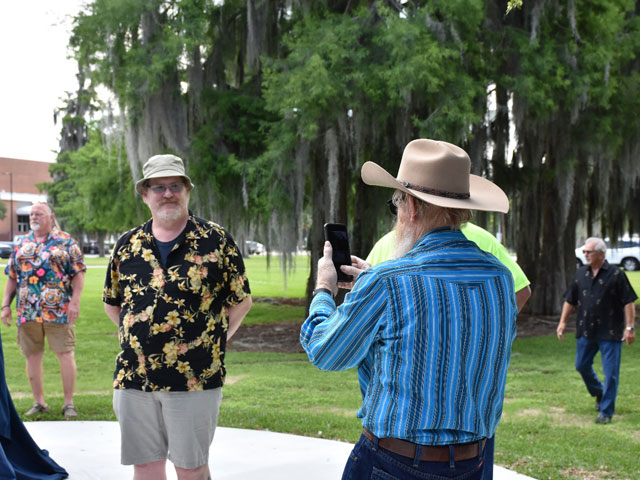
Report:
393,221,418,259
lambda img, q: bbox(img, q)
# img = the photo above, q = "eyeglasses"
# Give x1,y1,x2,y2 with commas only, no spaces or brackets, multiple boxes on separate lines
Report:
147,183,186,195
388,191,406,216
583,250,596,255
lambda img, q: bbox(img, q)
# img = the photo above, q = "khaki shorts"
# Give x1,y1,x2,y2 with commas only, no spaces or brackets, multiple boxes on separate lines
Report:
113,388,222,469
17,321,76,356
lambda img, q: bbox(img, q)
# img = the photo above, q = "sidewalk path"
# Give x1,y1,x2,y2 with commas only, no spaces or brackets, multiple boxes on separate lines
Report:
25,422,536,479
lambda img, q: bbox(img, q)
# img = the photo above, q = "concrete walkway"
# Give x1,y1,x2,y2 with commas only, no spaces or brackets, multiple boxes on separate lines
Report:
25,422,536,479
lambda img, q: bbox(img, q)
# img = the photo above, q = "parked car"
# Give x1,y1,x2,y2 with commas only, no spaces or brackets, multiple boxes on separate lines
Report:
245,240,265,255
0,242,12,258
575,238,640,271
83,241,100,254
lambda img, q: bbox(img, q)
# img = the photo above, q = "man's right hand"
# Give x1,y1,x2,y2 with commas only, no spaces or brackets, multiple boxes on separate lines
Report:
557,302,575,341
556,321,565,340
316,241,339,297
1,307,12,327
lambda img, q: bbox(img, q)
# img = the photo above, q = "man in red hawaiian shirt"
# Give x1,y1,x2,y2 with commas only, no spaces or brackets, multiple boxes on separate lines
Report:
1,202,86,419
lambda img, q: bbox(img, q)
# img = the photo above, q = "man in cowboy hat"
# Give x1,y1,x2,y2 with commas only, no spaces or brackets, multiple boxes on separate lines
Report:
301,139,517,479
103,154,252,480
365,222,530,480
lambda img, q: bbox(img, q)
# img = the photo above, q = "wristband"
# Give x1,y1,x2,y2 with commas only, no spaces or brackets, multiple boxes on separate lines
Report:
626,326,635,332
312,288,334,298
1,305,10,310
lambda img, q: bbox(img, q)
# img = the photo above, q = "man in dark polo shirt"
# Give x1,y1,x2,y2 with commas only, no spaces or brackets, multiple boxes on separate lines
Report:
103,154,252,479
557,237,636,424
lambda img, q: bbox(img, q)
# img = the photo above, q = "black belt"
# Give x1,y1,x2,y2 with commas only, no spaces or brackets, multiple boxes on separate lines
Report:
362,428,485,462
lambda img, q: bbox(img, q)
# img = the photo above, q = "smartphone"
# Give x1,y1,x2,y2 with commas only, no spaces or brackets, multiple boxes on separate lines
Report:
323,223,353,283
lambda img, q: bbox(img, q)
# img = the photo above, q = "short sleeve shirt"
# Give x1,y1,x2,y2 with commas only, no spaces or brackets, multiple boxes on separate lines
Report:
4,228,86,325
103,214,251,392
564,261,637,341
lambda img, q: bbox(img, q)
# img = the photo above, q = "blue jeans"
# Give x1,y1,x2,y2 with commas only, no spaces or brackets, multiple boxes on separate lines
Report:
575,337,622,418
341,433,485,480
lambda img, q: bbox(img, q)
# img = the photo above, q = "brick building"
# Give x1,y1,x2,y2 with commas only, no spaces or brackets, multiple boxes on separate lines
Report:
0,157,51,242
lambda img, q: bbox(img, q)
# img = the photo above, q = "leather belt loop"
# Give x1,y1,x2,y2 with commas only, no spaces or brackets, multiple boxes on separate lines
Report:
448,445,455,469
413,444,422,468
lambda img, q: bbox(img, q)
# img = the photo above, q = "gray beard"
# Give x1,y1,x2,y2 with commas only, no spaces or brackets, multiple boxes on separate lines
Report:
156,208,186,222
155,201,188,222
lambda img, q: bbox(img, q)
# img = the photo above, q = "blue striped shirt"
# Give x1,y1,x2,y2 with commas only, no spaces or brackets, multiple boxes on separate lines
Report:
300,228,517,445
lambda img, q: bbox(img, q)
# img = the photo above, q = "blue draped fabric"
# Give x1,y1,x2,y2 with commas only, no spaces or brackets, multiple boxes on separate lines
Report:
0,330,68,480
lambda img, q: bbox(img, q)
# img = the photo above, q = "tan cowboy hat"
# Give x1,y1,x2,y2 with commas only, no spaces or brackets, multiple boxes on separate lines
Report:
361,139,509,213
135,154,195,195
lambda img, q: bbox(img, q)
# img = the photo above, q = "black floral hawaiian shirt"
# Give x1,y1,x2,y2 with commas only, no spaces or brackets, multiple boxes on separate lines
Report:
103,214,251,391
564,261,637,341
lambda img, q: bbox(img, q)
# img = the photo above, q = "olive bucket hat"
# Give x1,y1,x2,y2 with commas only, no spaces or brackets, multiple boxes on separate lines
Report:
134,154,195,195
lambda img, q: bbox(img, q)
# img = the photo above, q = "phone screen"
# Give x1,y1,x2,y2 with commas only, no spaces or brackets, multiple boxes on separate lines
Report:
324,223,353,283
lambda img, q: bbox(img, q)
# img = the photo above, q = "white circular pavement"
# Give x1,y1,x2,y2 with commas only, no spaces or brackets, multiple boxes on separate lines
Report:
25,422,536,480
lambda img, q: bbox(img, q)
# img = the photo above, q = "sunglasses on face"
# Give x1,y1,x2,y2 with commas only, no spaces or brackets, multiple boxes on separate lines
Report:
387,191,406,216
387,199,397,216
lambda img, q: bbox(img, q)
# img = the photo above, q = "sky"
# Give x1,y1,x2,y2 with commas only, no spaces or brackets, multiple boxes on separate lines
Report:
0,0,86,163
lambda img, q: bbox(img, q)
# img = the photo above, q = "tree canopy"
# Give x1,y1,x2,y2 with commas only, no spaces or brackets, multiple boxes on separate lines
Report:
53,0,640,314
46,127,146,253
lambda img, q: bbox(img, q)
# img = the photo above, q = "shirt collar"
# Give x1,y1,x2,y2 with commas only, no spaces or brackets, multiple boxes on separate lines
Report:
415,226,462,245
412,227,465,255
142,212,195,244
27,226,60,243
588,259,610,274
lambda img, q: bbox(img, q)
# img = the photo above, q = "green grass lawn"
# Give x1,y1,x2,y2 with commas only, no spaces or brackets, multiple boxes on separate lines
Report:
83,253,311,297
1,260,640,478
499,336,640,479
626,270,640,303
243,254,310,298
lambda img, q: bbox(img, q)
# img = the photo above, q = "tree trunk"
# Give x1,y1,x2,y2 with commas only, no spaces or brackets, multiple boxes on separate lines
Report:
97,231,107,258
306,137,329,314
530,157,571,315
515,120,583,316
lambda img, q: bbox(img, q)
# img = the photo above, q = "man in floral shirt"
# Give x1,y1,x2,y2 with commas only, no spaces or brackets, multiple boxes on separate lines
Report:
103,154,252,480
1,202,86,419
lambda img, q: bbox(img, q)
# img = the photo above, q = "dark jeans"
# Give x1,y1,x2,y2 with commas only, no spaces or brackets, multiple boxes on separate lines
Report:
341,433,485,480
575,337,622,418
481,436,494,480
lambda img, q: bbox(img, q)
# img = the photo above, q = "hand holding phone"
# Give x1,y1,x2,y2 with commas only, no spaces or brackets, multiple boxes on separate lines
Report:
323,223,353,283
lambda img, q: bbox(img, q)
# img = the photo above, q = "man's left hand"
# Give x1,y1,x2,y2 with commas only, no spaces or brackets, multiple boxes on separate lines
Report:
67,301,80,324
623,329,635,346
316,241,338,297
